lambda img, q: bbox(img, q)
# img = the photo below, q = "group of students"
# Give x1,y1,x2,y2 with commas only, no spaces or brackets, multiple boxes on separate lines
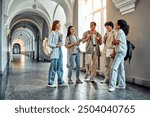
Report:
47,19,129,92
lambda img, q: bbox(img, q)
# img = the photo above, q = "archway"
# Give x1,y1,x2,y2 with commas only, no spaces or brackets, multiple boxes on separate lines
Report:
7,2,67,61
13,43,21,54
9,11,49,61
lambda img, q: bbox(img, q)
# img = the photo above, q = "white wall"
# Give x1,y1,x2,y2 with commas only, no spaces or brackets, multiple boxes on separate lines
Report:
73,0,78,34
0,0,2,74
107,0,150,87
0,0,8,74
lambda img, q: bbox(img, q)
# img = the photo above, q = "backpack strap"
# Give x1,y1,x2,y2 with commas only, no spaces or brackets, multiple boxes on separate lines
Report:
112,30,116,40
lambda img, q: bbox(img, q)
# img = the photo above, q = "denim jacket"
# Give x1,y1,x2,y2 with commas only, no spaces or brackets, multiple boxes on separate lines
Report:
48,31,63,59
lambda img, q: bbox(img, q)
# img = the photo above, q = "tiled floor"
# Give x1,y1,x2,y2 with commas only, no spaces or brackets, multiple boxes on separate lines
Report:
0,54,150,100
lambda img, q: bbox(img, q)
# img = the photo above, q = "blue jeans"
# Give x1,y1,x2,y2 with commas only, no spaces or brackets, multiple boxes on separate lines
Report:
68,51,80,79
109,52,126,88
48,48,64,85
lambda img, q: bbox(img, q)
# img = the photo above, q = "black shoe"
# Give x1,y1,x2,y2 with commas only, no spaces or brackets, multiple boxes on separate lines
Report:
90,77,95,83
76,78,83,84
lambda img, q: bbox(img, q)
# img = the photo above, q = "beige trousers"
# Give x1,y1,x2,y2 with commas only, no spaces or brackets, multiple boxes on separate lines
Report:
85,50,98,77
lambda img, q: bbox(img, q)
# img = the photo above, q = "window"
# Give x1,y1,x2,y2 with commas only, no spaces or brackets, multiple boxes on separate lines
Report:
78,0,106,52
93,0,101,11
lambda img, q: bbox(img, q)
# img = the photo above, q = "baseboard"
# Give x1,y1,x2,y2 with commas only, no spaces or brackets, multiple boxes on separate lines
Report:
78,67,150,88
126,76,150,88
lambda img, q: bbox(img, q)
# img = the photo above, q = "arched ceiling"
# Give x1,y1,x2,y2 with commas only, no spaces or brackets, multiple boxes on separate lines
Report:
3,0,75,52
12,28,34,42
10,20,40,43
4,0,74,29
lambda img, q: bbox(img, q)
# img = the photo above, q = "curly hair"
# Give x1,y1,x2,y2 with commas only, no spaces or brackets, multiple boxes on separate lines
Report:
117,19,129,36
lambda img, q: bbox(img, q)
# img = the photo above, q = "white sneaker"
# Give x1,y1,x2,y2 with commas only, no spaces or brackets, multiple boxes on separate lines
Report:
116,86,126,89
48,84,57,88
100,79,108,83
85,77,94,83
109,87,115,92
84,77,91,82
58,83,68,87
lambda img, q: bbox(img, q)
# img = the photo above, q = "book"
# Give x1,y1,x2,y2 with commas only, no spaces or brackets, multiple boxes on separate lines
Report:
106,49,113,57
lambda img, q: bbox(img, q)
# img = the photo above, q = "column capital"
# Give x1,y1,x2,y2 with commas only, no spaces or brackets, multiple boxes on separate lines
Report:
112,0,138,15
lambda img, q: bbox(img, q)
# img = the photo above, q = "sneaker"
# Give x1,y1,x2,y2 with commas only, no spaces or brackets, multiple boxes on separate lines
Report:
76,78,83,84
58,82,68,87
90,77,95,83
100,79,108,83
85,77,95,83
84,74,89,79
68,79,74,84
116,86,126,89
48,83,57,88
109,87,115,92
84,77,91,82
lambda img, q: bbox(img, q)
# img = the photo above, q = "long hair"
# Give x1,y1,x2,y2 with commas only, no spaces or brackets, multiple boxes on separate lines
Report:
51,20,60,31
66,25,74,38
117,19,129,36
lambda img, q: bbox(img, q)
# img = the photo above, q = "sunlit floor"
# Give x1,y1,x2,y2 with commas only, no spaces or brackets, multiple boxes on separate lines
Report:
0,54,150,100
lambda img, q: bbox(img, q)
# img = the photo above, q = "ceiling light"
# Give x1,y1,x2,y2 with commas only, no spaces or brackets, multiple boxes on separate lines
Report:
32,0,37,9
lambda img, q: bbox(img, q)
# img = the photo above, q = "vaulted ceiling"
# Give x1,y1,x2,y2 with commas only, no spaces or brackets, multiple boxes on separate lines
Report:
3,0,75,50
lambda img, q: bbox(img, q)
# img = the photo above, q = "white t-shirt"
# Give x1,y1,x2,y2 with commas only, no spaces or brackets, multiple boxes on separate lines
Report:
115,29,127,53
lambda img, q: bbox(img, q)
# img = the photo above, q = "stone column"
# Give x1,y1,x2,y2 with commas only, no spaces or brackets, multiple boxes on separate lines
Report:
0,0,2,74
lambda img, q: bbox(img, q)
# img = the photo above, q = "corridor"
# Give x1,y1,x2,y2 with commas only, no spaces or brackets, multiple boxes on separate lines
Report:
0,54,150,100
0,0,150,100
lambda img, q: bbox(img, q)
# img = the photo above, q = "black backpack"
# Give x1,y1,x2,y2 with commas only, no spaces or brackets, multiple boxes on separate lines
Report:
124,40,135,63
